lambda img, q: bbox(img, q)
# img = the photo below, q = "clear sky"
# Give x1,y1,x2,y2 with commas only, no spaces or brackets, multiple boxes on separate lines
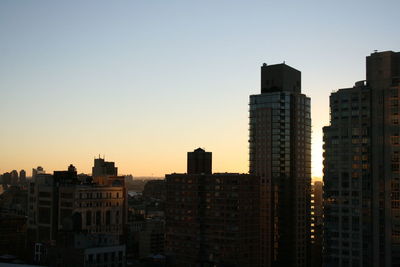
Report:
0,0,399,178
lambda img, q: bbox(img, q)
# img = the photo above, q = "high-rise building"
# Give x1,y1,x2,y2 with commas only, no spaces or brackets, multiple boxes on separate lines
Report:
165,149,260,267
323,50,400,266
249,63,311,266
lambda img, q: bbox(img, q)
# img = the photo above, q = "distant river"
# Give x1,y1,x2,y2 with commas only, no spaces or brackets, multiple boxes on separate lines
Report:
128,190,141,197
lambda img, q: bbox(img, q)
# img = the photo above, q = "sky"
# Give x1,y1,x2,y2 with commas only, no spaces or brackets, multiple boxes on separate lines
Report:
0,0,399,178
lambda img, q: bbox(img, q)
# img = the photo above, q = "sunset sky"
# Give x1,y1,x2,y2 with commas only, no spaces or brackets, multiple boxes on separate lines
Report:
1,0,399,178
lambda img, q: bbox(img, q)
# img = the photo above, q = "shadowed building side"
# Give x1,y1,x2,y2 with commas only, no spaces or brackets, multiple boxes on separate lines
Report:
323,51,400,267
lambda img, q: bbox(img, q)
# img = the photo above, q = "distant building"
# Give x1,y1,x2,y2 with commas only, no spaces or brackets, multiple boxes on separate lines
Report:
323,51,400,266
32,166,45,179
1,172,11,185
10,170,18,185
165,149,260,267
142,180,165,200
249,63,311,266
0,186,28,216
92,157,118,178
19,170,26,183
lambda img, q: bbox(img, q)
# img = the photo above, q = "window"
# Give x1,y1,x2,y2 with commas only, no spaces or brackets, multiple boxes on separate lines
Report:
38,192,51,198
96,211,101,226
392,136,400,145
106,210,111,225
86,211,92,226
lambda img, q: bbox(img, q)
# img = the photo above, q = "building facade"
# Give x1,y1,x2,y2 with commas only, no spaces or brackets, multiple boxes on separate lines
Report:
27,163,127,265
323,51,400,266
48,233,126,267
249,63,311,266
311,181,323,267
165,149,260,267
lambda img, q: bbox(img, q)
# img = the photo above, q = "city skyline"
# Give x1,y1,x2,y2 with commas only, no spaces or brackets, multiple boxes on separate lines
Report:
1,1,400,177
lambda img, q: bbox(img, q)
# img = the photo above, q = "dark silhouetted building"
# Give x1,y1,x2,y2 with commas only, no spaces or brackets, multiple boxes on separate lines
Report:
19,169,26,183
142,180,165,200
323,50,400,266
0,214,27,260
127,215,164,260
1,172,11,185
48,233,126,267
0,186,28,216
10,170,18,185
249,63,311,267
261,62,301,94
187,147,212,174
32,166,45,179
92,157,118,178
165,149,260,267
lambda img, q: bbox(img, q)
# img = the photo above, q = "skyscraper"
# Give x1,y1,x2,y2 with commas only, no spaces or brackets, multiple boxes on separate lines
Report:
249,63,311,266
323,51,400,266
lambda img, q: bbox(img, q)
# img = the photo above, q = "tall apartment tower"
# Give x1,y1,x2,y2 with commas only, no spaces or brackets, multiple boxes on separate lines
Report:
323,51,400,267
249,63,311,267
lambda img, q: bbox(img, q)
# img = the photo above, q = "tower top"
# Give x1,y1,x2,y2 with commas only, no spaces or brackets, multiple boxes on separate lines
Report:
261,63,301,94
187,148,212,174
